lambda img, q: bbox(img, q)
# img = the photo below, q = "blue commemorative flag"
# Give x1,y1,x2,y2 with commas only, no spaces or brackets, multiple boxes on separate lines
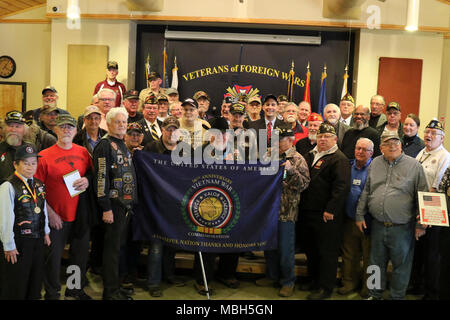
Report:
132,151,282,253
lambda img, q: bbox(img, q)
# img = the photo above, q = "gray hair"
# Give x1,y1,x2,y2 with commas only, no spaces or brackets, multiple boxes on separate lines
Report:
98,88,117,99
106,107,128,124
283,102,299,113
324,103,341,117
91,93,99,103
356,137,374,152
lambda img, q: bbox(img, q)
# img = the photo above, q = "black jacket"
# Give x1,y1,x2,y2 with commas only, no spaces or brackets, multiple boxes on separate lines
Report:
73,128,107,156
136,118,163,147
341,126,381,159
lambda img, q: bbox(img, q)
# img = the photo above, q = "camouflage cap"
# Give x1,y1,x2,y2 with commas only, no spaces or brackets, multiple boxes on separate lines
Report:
107,61,118,69
387,101,401,112
84,105,102,117
277,95,289,102
380,131,401,143
56,114,76,127
41,106,60,115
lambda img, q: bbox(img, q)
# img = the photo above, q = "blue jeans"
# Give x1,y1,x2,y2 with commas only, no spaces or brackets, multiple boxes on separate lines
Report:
369,220,415,300
147,239,176,287
264,221,296,287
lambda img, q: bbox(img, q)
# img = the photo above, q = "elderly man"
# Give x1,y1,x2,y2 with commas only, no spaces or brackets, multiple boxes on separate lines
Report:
24,86,69,124
122,90,143,123
73,105,107,157
139,72,165,108
227,102,258,162
219,96,233,124
179,98,211,150
247,96,262,122
323,103,350,147
338,138,374,298
339,93,355,126
136,94,163,147
298,101,311,127
93,107,137,300
97,88,117,131
368,95,387,129
35,114,93,300
438,167,450,299
124,122,144,154
298,123,351,299
256,127,310,297
169,102,183,119
156,94,170,122
94,61,126,108
356,131,428,300
166,88,180,104
194,91,216,121
409,119,450,300
39,107,59,138
295,113,323,157
341,105,380,159
283,102,308,145
376,102,403,139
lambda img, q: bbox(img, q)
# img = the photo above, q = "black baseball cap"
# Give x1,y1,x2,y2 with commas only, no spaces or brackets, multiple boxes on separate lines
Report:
5,111,26,125
181,98,198,109
14,144,40,161
263,94,278,104
42,86,57,95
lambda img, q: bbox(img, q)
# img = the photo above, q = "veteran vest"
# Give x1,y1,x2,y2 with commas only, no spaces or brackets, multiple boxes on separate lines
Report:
104,135,137,209
9,175,46,238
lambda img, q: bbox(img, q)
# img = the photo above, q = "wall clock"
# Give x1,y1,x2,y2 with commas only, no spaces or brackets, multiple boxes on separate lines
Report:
0,56,17,78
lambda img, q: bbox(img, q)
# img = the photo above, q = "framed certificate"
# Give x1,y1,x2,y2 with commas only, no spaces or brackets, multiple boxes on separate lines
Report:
418,191,449,227
63,170,84,198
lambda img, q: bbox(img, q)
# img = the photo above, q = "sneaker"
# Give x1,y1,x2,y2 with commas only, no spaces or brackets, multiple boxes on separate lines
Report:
64,289,93,300
148,286,162,297
255,277,279,288
279,285,295,297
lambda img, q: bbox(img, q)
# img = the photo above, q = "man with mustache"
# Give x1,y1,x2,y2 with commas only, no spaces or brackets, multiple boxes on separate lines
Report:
295,113,323,157
283,102,308,145
323,103,350,148
24,86,69,124
368,95,387,129
339,94,355,126
341,105,380,159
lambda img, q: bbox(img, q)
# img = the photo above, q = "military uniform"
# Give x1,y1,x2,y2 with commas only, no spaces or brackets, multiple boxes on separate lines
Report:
93,134,137,300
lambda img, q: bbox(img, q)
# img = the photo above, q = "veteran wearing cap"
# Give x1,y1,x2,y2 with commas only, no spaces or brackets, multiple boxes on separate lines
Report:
194,90,217,122
0,144,51,299
179,98,211,150
123,90,144,123
295,112,323,157
298,123,350,300
35,114,94,300
277,95,289,119
339,93,355,126
24,86,69,124
256,127,310,298
376,101,403,139
219,96,233,123
356,131,428,300
409,119,450,300
0,111,29,183
39,106,60,138
94,61,126,108
246,96,262,122
125,122,144,154
136,94,163,147
139,71,165,108
166,88,180,104
156,93,170,122
73,105,107,156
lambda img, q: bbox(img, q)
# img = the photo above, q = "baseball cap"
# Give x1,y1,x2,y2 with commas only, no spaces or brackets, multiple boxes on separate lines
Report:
380,131,401,143
229,103,246,115
181,98,198,109
107,61,118,69
127,122,144,134
162,116,180,129
148,71,161,81
277,126,295,138
426,119,444,132
263,94,278,104
166,88,179,96
194,91,210,101
124,89,139,100
84,105,102,117
318,123,337,136
157,94,169,102
387,102,401,112
42,86,57,95
56,114,76,127
248,96,262,105
41,106,60,115
14,144,40,161
5,111,26,125
223,96,234,104
277,95,288,102
144,94,158,105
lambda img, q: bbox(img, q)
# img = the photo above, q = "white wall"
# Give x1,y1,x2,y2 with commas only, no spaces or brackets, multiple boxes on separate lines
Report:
355,29,444,138
439,38,450,151
1,6,51,110
50,18,132,109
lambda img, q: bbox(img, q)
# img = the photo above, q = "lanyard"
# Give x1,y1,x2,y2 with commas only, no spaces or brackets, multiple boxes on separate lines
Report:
14,171,37,206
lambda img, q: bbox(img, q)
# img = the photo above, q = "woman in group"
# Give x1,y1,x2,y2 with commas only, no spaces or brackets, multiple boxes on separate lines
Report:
402,113,425,158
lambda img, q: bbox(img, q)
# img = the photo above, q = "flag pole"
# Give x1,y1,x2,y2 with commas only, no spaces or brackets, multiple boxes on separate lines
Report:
198,252,211,300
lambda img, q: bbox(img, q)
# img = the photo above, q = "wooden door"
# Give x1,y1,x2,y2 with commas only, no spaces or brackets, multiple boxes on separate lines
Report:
0,82,26,118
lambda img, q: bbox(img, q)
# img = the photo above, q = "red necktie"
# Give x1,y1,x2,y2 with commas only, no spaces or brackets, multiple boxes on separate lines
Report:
267,121,272,142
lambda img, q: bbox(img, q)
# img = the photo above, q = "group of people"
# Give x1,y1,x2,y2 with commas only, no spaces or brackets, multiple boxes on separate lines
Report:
0,60,449,301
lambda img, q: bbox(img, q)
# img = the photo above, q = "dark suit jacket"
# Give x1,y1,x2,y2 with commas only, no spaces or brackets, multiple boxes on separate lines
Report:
73,128,107,156
137,118,163,147
248,117,285,150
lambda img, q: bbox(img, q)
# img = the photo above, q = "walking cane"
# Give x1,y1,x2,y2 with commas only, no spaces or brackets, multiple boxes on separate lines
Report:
198,251,210,300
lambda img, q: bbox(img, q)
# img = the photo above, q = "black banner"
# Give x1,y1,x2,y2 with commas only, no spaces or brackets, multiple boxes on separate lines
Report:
136,26,355,113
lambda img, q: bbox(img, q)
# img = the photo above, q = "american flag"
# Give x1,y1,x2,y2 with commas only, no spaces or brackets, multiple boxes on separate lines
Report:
423,195,441,206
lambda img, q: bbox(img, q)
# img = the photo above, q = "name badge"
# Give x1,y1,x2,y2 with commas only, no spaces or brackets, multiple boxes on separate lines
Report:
353,179,361,186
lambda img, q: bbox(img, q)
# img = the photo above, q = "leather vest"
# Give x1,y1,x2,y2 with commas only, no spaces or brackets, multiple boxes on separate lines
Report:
9,175,46,238
105,136,137,209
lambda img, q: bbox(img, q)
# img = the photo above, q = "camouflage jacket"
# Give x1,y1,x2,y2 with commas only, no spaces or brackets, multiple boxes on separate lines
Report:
279,147,310,222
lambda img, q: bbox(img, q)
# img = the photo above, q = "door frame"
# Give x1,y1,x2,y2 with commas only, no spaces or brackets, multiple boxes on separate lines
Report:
0,81,27,113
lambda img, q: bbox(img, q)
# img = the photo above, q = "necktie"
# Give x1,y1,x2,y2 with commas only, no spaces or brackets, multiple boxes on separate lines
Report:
267,121,272,143
27,179,33,189
151,124,159,140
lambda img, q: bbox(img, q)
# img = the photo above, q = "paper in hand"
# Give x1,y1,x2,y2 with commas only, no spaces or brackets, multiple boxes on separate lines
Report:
63,170,84,198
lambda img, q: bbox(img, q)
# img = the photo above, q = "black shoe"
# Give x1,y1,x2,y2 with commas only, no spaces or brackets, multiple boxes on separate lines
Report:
120,286,134,296
148,286,162,297
217,277,240,289
103,291,133,300
121,274,136,288
307,288,332,300
166,277,186,287
298,281,319,292
65,289,93,300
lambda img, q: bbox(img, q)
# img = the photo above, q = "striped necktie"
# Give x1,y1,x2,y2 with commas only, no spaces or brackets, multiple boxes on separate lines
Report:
267,121,272,143
151,124,159,140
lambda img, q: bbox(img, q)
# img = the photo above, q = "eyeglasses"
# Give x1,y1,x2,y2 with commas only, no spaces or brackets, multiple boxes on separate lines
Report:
424,130,443,137
355,146,373,152
381,140,400,147
99,98,115,102
370,102,384,107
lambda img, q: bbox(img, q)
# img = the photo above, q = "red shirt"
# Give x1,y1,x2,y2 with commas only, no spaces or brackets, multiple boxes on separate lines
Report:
35,144,92,222
293,122,309,145
94,78,126,108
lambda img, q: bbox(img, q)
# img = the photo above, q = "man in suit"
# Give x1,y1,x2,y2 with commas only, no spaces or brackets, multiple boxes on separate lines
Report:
136,94,163,147
248,94,285,152
323,103,350,148
298,123,351,299
339,93,355,127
